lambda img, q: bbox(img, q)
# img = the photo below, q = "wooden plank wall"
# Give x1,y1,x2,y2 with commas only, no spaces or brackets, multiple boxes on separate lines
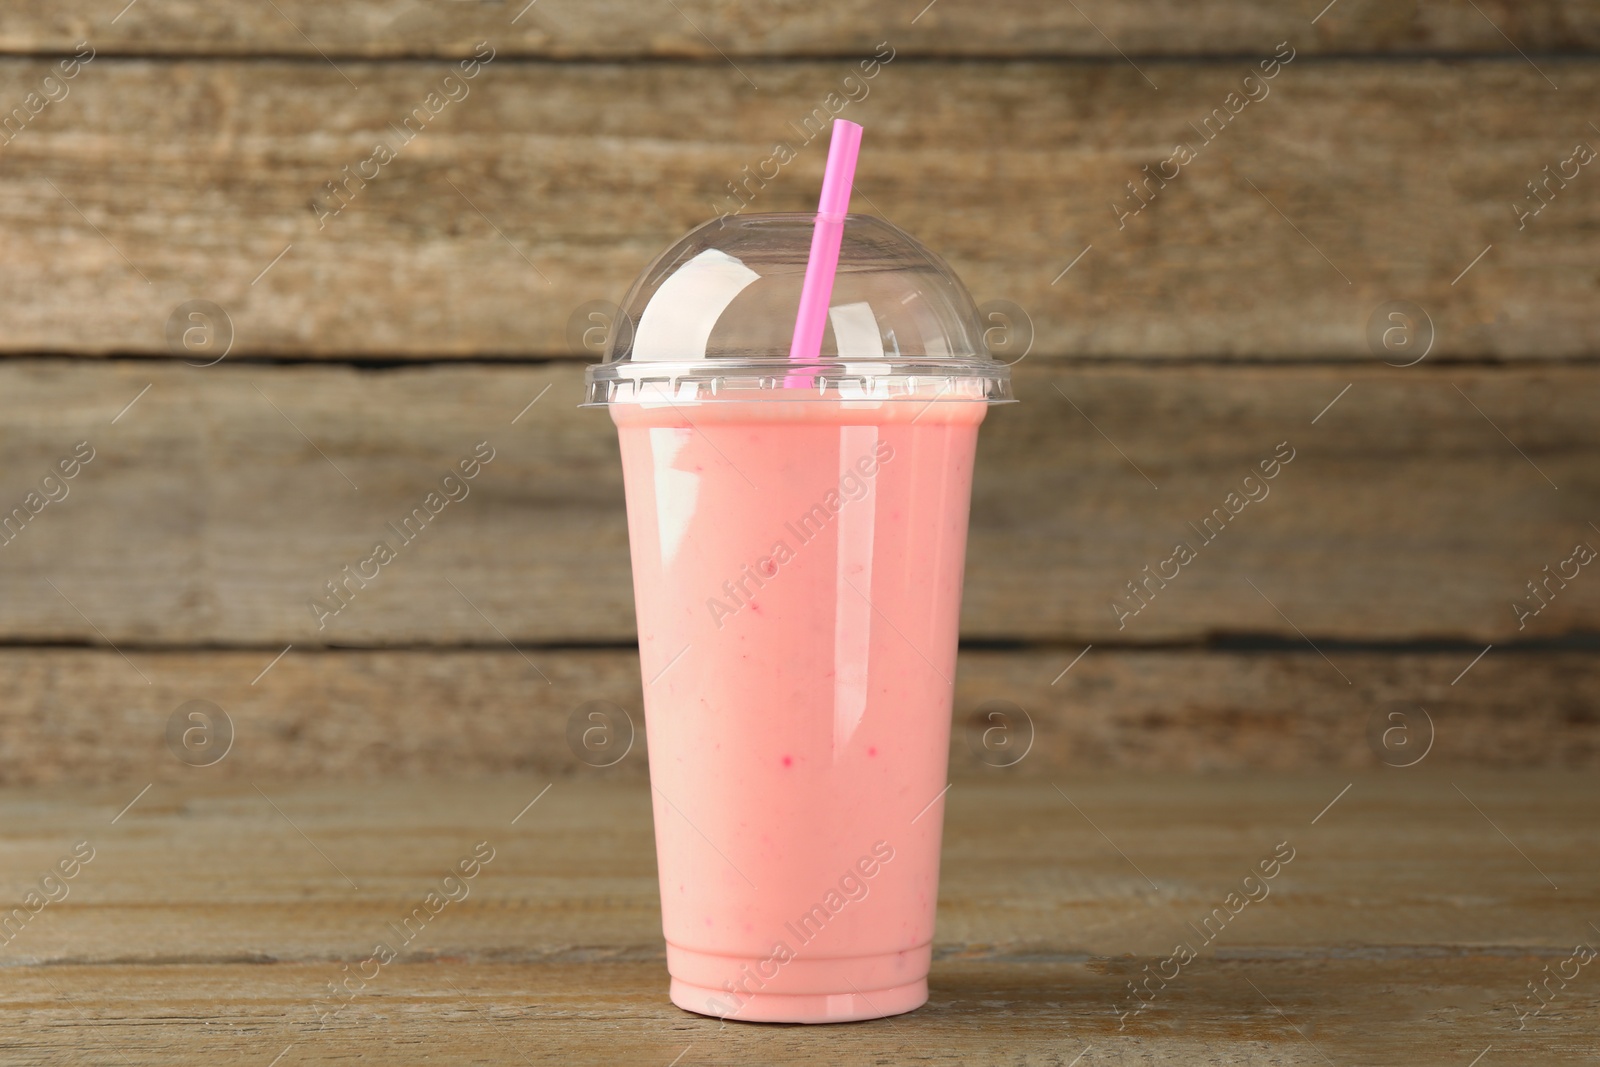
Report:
1,2,1596,781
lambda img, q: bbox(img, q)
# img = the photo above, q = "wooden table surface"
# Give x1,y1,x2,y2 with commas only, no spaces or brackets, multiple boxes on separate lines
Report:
3,772,1595,1066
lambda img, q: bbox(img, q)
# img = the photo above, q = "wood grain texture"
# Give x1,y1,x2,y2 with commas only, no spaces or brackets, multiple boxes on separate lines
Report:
5,957,1597,1066
2,647,1597,786
6,1,1599,59
1,774,1596,1064
0,58,1597,359
0,360,1595,645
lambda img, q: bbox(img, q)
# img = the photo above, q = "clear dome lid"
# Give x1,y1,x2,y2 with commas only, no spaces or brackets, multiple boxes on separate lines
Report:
583,213,1013,406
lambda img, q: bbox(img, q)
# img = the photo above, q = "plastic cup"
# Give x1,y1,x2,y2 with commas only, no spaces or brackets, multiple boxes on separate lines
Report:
585,213,1012,1023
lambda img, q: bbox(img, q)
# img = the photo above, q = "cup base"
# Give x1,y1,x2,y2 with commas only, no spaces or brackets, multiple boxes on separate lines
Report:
670,977,927,1024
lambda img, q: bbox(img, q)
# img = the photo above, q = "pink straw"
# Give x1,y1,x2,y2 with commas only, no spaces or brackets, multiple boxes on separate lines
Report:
787,119,863,372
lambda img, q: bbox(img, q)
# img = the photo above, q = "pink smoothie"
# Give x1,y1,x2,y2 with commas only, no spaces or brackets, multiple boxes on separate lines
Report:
611,397,986,1023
